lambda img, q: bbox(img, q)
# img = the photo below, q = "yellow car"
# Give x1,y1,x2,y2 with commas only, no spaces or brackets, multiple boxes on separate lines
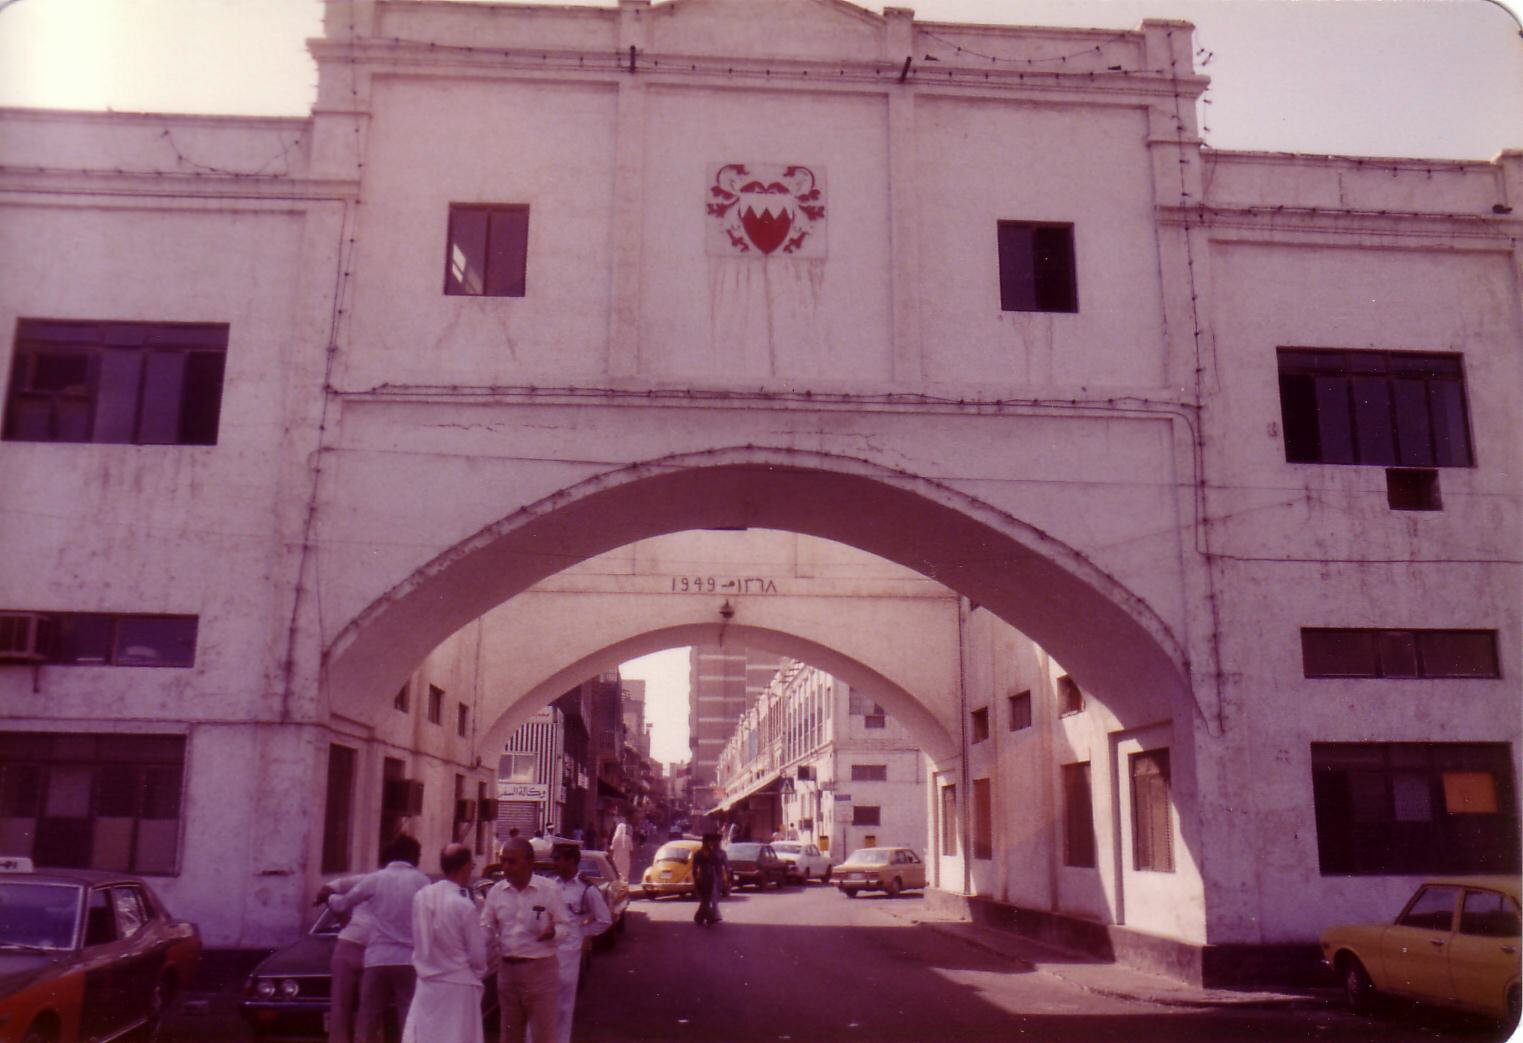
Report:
1320,875,1521,1029
640,840,703,898
833,846,926,898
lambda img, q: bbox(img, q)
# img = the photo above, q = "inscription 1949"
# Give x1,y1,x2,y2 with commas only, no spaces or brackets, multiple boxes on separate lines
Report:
670,576,779,594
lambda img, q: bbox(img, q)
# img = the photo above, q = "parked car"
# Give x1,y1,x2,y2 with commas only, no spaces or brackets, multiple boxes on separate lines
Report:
640,840,702,898
1320,875,1521,1030
834,846,927,898
0,855,202,1043
527,851,629,946
771,841,832,883
723,843,789,890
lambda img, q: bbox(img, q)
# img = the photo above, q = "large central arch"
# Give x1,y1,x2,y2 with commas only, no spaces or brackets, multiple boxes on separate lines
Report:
323,446,1197,732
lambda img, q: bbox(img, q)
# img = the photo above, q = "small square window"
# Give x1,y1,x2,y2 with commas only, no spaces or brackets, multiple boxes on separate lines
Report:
445,205,529,297
970,707,990,744
1387,468,1441,511
997,221,1077,313
1008,690,1032,731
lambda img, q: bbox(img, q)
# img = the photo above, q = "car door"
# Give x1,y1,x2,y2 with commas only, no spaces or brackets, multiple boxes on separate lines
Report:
79,886,128,1040
1379,884,1460,1003
111,886,162,1018
901,850,926,888
1448,887,1522,1014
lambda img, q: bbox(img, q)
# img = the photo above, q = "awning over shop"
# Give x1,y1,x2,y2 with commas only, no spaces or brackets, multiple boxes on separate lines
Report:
708,772,781,815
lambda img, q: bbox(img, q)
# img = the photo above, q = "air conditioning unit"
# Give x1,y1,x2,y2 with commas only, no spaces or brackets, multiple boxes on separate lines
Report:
383,778,425,816
478,798,499,820
454,798,475,823
0,613,54,664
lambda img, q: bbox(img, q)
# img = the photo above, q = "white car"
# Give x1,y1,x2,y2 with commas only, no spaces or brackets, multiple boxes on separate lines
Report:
771,841,832,883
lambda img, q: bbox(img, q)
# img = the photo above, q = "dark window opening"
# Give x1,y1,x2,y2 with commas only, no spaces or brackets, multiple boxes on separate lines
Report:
457,703,469,738
852,805,881,827
972,777,993,860
1311,742,1519,875
851,764,887,782
1387,468,1441,511
4,319,228,445
2,612,198,668
0,733,185,875
1277,349,1472,468
1008,690,1032,731
1301,628,1499,678
1057,674,1084,716
998,222,1077,313
445,204,529,297
394,683,409,713
970,707,990,744
427,685,444,725
321,745,356,874
1062,762,1096,868
1131,749,1174,872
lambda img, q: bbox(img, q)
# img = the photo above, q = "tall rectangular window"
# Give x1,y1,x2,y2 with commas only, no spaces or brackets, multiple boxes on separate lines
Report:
457,703,469,738
997,221,1077,313
321,744,356,874
1301,628,1499,678
427,685,444,725
1008,690,1032,731
1277,349,1472,467
1312,743,1519,875
0,733,185,875
970,707,990,744
941,784,958,856
1057,674,1084,716
4,319,228,445
1062,762,1096,868
1131,750,1174,872
444,204,529,297
972,778,993,860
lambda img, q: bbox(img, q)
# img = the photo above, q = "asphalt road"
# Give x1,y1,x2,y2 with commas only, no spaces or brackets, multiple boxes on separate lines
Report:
166,877,1513,1042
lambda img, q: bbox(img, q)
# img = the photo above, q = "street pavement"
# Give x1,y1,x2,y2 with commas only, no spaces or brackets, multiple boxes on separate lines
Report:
166,874,1515,1042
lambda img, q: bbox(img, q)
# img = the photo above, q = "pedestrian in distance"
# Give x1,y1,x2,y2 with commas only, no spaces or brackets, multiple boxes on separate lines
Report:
692,832,727,927
541,843,611,1043
401,843,487,1043
608,820,634,882
328,834,430,1043
481,837,570,1043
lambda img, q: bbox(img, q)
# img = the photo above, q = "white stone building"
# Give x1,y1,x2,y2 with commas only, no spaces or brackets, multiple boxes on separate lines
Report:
0,0,1518,986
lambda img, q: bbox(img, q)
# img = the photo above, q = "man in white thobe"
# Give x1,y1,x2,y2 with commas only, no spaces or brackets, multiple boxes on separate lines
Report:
402,843,486,1043
540,843,611,1043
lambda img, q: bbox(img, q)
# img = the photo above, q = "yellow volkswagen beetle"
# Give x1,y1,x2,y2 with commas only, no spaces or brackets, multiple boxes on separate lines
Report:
640,839,704,898
1320,875,1520,1030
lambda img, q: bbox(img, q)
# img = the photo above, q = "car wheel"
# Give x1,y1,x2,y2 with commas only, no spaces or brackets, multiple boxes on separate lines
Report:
843,888,859,898
885,877,902,898
1506,985,1521,1035
822,867,832,884
1340,956,1376,1015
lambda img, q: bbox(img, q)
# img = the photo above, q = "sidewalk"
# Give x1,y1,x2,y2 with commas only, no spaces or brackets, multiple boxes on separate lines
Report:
879,904,1335,1011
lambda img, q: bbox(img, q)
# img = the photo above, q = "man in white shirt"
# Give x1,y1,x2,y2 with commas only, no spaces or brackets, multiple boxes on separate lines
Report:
480,837,568,1043
329,834,430,1043
402,843,487,1043
314,865,380,1043
545,843,611,1043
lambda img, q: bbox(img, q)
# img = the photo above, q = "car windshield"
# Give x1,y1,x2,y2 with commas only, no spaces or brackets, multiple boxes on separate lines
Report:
312,906,344,936
773,843,801,854
654,844,694,863
725,844,762,858
0,881,82,950
848,849,892,865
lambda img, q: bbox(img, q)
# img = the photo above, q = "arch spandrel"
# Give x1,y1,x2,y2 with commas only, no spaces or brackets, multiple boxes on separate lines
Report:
323,446,1202,732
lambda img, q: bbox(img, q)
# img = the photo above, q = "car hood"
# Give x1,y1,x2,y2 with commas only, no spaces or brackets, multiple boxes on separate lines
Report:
0,951,60,994
251,934,336,977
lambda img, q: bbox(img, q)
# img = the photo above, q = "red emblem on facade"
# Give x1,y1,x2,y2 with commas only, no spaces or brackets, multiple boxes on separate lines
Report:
707,163,826,257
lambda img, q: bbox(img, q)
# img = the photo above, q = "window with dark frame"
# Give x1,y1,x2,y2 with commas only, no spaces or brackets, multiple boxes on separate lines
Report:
1009,690,1032,731
864,703,887,729
0,732,186,875
1,612,198,668
444,204,529,297
1310,742,1519,876
1131,749,1174,873
427,685,444,725
851,764,887,782
997,221,1077,313
3,319,228,445
970,707,990,744
321,744,356,874
456,703,469,738
1301,628,1499,679
1057,674,1084,716
941,784,958,856
973,777,993,860
852,804,881,826
1062,761,1097,868
1276,349,1473,467
394,683,409,713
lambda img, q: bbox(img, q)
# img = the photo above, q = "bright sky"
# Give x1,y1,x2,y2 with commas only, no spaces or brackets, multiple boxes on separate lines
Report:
618,647,692,767
0,0,1518,158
